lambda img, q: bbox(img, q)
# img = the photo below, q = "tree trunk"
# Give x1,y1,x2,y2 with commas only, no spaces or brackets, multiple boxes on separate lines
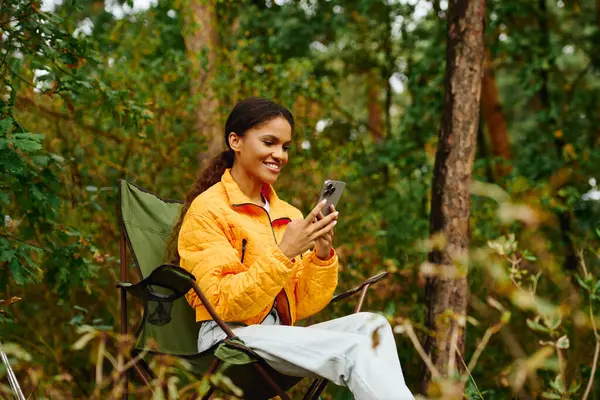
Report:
597,0,600,32
182,0,222,163
423,0,485,392
481,48,512,177
367,69,383,142
477,106,495,183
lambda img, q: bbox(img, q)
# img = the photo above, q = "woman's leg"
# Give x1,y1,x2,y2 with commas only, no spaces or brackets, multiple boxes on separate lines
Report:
232,312,413,400
308,312,405,375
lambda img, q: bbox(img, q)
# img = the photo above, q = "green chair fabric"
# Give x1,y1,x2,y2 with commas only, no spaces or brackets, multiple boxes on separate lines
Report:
119,180,200,356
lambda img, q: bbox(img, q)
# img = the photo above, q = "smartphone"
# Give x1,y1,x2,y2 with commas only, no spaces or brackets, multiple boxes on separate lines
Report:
318,180,345,217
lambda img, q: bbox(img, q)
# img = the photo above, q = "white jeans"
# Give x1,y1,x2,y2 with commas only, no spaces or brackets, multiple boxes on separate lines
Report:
231,312,414,400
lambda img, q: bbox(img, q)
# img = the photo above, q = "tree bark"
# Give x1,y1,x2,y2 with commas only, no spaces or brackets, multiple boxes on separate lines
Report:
367,69,384,142
423,0,485,392
597,0,600,32
481,48,512,177
477,105,495,183
182,0,222,163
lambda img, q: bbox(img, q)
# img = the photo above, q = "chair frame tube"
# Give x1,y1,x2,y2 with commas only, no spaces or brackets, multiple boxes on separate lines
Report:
120,225,129,400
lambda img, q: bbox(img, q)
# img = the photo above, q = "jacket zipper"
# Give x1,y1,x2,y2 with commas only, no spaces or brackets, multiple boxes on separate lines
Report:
232,202,293,324
241,238,247,263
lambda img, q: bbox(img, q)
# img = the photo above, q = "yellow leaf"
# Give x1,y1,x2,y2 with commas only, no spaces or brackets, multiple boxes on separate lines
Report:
563,144,576,160
72,332,96,350
371,327,381,349
0,296,22,305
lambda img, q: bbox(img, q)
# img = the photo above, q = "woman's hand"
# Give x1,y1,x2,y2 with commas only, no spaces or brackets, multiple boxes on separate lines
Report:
314,205,336,260
278,200,338,260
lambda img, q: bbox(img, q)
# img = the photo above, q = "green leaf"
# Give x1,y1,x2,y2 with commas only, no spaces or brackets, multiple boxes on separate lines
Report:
73,305,88,313
527,318,549,333
1,343,32,362
523,251,537,261
8,258,24,285
575,273,590,291
550,375,566,393
544,315,562,331
0,249,16,262
12,133,45,153
568,381,582,394
0,117,13,134
541,392,561,399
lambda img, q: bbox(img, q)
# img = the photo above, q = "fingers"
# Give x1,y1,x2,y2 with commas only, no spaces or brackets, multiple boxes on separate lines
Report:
316,205,335,220
318,232,333,245
306,199,327,223
312,219,337,239
315,211,324,222
311,211,338,232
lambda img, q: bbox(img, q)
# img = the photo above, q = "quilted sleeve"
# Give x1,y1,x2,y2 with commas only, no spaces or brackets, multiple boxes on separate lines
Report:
178,210,295,322
294,249,339,321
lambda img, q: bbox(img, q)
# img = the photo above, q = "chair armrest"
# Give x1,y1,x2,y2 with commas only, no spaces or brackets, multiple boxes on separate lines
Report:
330,271,389,304
118,264,235,332
117,263,195,302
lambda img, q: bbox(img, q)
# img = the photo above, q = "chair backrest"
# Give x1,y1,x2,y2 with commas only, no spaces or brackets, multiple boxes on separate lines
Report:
118,180,200,356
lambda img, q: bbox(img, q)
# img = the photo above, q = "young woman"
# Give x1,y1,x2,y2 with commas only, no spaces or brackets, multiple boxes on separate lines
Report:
170,97,413,399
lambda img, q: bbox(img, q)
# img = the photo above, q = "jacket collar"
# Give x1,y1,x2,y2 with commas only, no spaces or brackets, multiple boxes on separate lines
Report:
221,169,291,221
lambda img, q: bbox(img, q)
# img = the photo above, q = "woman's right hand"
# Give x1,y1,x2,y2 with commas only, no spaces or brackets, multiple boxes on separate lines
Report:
278,200,339,259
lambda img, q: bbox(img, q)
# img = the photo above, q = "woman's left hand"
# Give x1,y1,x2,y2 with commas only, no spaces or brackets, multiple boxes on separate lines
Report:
314,205,336,260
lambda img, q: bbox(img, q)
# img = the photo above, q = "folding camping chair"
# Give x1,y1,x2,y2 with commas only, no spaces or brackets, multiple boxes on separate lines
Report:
117,179,389,399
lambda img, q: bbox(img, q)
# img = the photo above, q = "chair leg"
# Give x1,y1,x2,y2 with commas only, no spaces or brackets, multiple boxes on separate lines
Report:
353,284,370,313
133,361,153,388
252,362,292,400
302,378,322,400
311,379,329,400
119,232,129,400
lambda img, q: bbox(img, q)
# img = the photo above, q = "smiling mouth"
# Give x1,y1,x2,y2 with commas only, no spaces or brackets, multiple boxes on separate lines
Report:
263,162,281,172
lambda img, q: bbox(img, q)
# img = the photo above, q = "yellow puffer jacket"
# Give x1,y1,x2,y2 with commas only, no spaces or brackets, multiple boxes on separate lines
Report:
178,169,339,326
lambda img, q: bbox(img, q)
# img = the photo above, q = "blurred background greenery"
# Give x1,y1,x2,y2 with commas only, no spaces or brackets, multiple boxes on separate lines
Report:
1,0,600,398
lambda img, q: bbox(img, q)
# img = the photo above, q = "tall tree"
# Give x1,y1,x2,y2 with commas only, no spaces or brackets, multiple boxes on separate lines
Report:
182,0,222,162
423,0,486,391
367,69,384,142
481,48,511,177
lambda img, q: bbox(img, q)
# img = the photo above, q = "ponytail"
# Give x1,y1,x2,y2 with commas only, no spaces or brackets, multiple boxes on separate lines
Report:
166,150,234,263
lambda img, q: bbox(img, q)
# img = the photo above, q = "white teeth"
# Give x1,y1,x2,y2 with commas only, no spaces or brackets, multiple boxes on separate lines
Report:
264,163,280,171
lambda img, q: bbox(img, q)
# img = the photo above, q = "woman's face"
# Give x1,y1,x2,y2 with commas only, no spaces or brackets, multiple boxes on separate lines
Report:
230,116,292,185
